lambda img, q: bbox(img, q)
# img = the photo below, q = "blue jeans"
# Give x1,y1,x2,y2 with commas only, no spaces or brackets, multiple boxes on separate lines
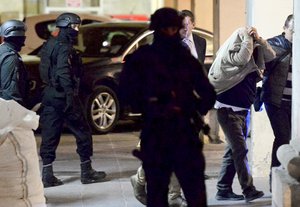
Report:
265,100,291,168
216,108,255,194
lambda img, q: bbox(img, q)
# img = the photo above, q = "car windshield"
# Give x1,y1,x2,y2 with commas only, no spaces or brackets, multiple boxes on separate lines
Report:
75,25,145,57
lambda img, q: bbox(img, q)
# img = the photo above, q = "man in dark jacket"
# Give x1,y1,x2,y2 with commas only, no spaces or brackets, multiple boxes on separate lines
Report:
0,20,28,107
179,9,206,64
39,12,106,188
180,9,223,146
119,7,216,207
261,14,294,191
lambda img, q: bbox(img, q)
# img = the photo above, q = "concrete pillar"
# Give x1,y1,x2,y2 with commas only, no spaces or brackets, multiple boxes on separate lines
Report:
291,0,300,151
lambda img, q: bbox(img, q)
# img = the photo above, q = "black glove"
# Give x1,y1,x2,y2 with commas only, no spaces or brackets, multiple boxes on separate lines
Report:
64,94,74,113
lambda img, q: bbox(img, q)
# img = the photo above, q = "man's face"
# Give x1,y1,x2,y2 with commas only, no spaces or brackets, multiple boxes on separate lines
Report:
284,19,294,43
180,16,194,39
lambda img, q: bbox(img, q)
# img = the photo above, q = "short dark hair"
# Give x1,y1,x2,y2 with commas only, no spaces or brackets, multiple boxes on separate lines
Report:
149,7,182,31
180,10,195,23
284,14,294,28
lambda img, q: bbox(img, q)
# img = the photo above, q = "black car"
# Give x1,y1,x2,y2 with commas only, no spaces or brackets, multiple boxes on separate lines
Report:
23,21,213,134
21,13,112,54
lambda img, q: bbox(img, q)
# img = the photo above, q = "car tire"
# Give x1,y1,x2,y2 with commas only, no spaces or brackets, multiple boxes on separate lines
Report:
86,86,120,134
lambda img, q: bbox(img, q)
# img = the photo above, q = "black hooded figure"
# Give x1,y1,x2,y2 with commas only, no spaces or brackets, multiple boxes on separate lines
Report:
0,20,29,107
119,7,216,207
39,12,106,188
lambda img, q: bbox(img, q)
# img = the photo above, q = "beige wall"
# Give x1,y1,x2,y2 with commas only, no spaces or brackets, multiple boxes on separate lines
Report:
247,0,293,38
196,0,213,32
177,0,191,10
173,0,213,33
0,0,24,22
164,0,175,8
165,0,246,52
219,0,246,45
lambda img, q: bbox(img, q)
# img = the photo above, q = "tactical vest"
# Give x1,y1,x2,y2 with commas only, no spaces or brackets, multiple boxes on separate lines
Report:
39,38,82,92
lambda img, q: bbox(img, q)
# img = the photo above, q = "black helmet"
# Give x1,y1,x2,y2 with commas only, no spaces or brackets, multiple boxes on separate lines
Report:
0,20,26,38
56,12,81,28
149,7,182,31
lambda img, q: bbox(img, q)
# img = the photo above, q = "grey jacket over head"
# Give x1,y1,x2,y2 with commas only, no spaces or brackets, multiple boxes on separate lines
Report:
208,27,276,94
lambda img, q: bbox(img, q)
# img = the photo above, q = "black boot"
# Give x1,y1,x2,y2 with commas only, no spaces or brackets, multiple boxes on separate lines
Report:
80,160,106,184
42,164,63,188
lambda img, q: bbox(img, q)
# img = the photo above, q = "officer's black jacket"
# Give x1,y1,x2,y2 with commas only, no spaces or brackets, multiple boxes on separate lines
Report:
42,31,82,101
0,42,28,107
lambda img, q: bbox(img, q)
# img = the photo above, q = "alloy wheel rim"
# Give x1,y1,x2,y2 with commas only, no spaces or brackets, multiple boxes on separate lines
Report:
91,92,116,130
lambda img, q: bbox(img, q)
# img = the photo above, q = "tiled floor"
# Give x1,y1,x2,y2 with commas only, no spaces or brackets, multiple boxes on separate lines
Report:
35,130,272,207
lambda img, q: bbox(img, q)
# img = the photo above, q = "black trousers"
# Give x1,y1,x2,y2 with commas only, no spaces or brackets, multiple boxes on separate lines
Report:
265,101,291,168
39,97,93,165
140,117,207,207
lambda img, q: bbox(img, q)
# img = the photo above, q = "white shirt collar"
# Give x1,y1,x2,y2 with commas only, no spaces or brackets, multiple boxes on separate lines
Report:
185,34,198,59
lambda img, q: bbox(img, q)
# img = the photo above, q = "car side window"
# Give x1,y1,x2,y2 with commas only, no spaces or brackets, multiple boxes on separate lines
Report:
127,33,153,55
35,21,56,40
138,33,153,47
109,33,130,54
77,30,102,56
35,19,103,42
77,28,136,57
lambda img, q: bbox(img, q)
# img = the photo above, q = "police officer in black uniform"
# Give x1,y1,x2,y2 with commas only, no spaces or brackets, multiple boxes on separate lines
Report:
0,20,28,107
119,7,216,207
39,12,106,188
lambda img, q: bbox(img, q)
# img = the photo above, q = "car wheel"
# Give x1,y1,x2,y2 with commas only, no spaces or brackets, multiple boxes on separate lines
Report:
86,86,119,134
